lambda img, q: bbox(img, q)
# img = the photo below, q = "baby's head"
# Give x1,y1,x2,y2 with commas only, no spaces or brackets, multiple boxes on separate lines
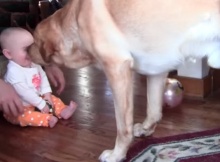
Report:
0,27,34,67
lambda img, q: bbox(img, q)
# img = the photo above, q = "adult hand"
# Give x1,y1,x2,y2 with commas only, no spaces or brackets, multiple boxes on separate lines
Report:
44,65,66,95
0,79,23,116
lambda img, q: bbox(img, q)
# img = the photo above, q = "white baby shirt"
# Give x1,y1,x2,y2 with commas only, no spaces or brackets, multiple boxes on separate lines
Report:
4,61,52,110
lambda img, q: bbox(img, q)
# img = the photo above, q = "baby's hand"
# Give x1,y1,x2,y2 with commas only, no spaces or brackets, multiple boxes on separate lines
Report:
41,104,50,113
43,93,53,107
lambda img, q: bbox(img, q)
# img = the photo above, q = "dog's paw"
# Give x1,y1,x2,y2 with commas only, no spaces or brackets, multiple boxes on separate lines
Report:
133,123,155,137
99,150,125,162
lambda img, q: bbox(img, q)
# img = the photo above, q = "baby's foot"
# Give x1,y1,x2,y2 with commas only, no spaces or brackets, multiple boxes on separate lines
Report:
60,101,77,120
48,116,58,128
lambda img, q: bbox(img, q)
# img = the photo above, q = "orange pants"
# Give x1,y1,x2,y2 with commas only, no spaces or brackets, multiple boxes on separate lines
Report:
4,95,66,127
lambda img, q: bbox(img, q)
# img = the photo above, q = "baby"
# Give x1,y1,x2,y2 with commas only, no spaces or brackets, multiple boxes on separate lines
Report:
0,27,77,128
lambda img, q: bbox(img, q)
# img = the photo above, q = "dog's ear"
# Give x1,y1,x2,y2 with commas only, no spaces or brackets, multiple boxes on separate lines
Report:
40,41,55,63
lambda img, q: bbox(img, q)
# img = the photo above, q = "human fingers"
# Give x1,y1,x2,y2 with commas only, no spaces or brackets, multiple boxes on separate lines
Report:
14,98,24,114
48,73,58,87
8,101,19,116
56,76,65,94
2,102,10,116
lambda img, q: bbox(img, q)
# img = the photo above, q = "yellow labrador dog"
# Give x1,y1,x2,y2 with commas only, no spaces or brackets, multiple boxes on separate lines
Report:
29,0,220,161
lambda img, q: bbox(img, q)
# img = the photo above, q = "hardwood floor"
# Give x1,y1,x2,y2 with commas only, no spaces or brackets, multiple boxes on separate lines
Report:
1,66,220,162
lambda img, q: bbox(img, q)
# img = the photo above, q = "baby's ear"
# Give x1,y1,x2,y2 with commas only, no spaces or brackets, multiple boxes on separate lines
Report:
2,49,12,59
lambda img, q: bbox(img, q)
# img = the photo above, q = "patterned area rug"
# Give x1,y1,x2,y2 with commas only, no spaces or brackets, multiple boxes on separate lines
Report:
125,129,220,162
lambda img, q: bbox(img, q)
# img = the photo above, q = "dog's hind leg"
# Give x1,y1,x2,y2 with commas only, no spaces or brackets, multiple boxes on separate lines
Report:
99,58,134,162
134,73,168,137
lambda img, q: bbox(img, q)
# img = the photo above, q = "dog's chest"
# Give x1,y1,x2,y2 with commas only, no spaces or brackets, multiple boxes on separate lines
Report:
131,51,181,75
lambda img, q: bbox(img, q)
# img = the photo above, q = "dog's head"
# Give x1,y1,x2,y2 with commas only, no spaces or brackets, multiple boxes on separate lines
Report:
29,14,65,66
29,9,93,69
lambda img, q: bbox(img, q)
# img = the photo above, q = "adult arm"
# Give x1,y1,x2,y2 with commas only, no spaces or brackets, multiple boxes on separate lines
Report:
38,65,53,106
0,79,23,116
44,65,65,95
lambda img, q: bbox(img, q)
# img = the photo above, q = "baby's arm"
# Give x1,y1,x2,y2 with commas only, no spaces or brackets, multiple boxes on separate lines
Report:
38,65,52,95
37,65,54,107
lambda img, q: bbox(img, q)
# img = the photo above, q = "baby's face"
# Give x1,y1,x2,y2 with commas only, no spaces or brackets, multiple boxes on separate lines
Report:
8,31,34,67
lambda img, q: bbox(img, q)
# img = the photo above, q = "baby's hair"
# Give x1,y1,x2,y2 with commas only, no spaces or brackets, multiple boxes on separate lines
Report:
0,27,27,50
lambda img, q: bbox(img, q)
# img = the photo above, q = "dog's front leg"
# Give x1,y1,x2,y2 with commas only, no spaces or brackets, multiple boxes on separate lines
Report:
134,73,168,137
99,58,134,162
